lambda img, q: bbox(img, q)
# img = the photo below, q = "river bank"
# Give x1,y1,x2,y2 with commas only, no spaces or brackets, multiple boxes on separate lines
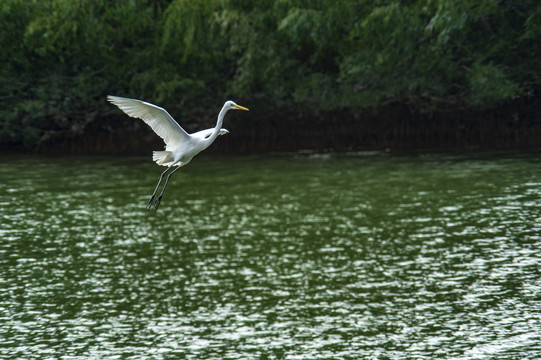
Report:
21,96,539,155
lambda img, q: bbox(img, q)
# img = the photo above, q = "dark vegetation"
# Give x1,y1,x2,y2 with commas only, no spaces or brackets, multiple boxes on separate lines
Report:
1,0,540,153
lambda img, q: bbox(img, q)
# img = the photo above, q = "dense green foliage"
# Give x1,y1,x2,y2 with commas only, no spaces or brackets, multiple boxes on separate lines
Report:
1,0,540,149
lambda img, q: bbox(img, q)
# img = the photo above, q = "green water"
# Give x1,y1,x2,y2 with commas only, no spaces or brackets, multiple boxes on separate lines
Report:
1,153,540,359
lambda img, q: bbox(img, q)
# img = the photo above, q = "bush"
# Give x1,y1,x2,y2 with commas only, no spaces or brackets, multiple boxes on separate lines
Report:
1,0,540,150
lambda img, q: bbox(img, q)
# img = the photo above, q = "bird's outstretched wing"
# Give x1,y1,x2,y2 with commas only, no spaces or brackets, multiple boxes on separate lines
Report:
192,128,229,140
107,95,190,149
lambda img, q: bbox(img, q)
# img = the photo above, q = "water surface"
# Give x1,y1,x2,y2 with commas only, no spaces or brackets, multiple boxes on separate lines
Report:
1,153,540,359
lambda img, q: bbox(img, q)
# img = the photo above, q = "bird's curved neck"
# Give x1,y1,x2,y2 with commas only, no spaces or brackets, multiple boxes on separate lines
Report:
206,104,229,144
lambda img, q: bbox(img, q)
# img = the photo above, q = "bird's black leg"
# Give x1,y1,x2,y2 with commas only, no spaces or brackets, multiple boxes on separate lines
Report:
154,166,181,211
146,167,171,211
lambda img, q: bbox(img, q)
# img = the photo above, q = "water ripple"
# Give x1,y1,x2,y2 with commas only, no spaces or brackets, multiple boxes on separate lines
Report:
0,154,540,359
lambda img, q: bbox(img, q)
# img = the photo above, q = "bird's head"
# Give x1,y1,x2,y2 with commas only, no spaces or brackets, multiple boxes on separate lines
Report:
225,101,249,111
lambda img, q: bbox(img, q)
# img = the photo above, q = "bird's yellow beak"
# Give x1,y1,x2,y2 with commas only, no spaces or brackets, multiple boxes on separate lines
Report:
233,104,249,111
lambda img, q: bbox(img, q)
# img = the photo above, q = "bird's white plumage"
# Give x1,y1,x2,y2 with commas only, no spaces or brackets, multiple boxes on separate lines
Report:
107,95,248,211
107,95,190,151
192,128,229,140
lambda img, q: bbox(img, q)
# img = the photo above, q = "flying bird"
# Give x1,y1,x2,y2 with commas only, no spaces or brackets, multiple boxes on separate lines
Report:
107,95,249,211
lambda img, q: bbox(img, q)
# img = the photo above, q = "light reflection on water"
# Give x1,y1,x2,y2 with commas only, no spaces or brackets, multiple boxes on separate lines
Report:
1,153,540,359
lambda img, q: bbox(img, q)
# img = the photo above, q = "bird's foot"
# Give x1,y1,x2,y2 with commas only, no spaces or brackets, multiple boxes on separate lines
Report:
154,196,163,211
146,195,156,212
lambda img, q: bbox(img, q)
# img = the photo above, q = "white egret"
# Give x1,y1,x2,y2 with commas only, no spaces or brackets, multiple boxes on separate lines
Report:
107,95,249,211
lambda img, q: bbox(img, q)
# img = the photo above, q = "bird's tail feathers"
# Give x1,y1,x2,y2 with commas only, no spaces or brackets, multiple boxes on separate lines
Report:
153,151,174,166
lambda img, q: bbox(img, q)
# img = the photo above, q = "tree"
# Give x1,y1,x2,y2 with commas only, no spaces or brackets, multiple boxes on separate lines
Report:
1,0,540,150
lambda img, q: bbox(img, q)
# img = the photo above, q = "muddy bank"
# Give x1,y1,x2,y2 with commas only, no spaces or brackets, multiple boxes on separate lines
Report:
32,97,541,155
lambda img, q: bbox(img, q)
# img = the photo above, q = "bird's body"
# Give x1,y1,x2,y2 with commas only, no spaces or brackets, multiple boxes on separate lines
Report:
107,95,248,210
151,127,229,167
